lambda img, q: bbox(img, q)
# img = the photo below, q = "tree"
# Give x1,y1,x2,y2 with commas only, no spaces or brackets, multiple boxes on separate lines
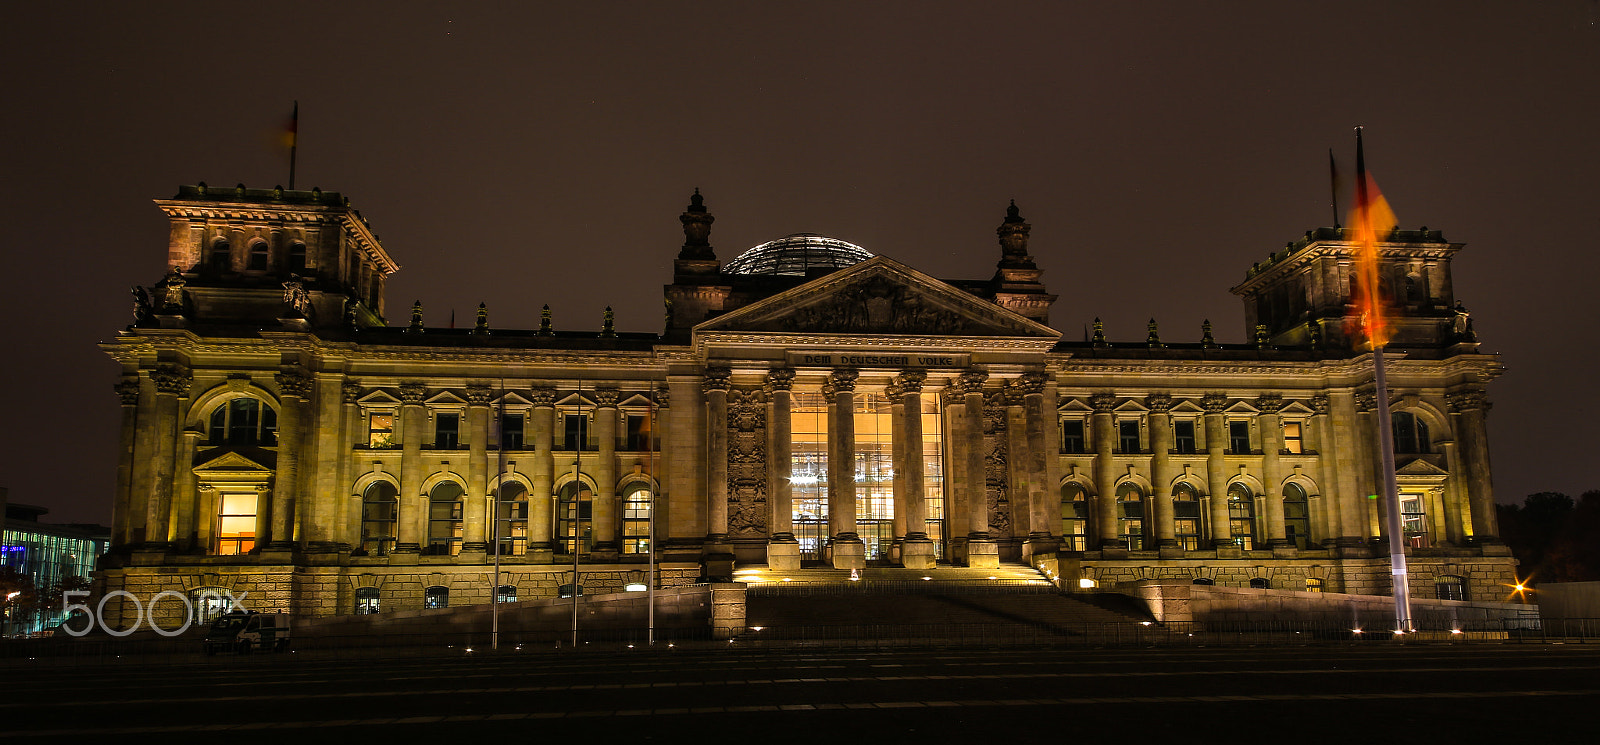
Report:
0,567,38,637
1499,490,1600,584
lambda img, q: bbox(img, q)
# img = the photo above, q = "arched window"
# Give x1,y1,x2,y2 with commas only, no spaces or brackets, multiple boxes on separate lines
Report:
1060,483,1089,551
287,242,307,273
360,481,398,556
1392,412,1431,454
1172,483,1202,550
494,482,528,556
354,587,380,615
426,482,464,555
1116,484,1146,550
622,482,652,554
209,239,232,272
247,240,269,270
557,481,593,554
1283,483,1311,549
496,585,517,604
1249,577,1271,589
208,397,278,446
1227,483,1256,550
1435,575,1466,601
191,587,237,623
1192,577,1215,586
424,586,449,609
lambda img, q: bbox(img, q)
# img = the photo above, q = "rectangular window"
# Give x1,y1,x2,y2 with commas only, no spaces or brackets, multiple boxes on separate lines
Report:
1228,420,1251,454
562,413,588,451
922,396,946,560
500,414,524,450
1060,419,1087,454
1401,492,1428,547
368,413,394,448
434,413,460,449
217,492,258,555
1118,420,1141,454
623,489,651,554
1282,421,1303,454
791,393,829,562
626,414,652,451
1173,420,1198,454
1173,496,1202,550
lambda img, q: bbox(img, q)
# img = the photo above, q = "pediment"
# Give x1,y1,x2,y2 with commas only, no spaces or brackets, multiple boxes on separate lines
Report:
1396,458,1449,477
358,390,401,408
425,391,468,406
696,256,1059,339
193,450,274,478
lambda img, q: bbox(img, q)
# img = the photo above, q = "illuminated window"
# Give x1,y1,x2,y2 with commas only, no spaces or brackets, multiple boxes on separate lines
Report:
622,483,652,554
1227,483,1255,550
496,585,517,604
208,398,277,446
1435,575,1465,601
854,393,895,561
1400,492,1428,547
1305,577,1324,593
791,392,829,561
626,414,652,451
557,481,593,554
1060,483,1089,551
1118,420,1141,454
1282,421,1304,453
424,586,449,609
1116,484,1146,550
1172,483,1203,550
494,482,528,556
1228,420,1251,454
1060,418,1087,454
367,412,394,448
355,587,380,615
217,492,258,555
921,395,946,559
426,482,464,555
433,412,460,449
1283,483,1311,549
360,481,398,556
500,413,524,450
247,240,269,270
1173,420,1198,454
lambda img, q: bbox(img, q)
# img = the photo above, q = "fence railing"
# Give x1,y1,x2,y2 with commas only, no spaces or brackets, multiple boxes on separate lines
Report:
745,580,1057,597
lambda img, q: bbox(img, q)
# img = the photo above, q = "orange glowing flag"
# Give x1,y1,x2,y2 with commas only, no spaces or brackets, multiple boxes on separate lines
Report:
1348,128,1397,348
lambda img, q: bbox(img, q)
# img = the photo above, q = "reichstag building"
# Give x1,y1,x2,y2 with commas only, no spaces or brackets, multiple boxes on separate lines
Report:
97,185,1514,625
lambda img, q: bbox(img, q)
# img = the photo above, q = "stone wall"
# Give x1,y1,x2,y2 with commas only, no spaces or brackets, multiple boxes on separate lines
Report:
1130,580,1538,631
1078,552,1517,603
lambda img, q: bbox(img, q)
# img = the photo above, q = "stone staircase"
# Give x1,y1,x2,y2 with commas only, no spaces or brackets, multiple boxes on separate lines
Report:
738,563,1161,645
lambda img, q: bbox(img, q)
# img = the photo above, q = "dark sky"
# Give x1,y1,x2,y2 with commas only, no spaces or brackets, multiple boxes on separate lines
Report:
3,2,1596,523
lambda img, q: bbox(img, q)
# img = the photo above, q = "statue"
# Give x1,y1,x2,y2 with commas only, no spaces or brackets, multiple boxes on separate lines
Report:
282,275,310,315
131,286,152,325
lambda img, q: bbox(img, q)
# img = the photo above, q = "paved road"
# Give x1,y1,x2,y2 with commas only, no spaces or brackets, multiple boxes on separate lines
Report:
6,644,1599,742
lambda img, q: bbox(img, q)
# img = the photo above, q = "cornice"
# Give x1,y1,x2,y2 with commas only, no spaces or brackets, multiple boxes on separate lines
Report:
695,332,1057,358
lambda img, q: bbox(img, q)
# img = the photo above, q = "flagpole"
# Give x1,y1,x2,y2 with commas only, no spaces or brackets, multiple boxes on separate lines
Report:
491,379,506,651
1354,127,1412,633
647,387,657,646
288,101,298,190
1328,148,1341,228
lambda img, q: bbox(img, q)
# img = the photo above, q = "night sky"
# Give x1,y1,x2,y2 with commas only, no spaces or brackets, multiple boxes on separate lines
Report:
3,3,1596,523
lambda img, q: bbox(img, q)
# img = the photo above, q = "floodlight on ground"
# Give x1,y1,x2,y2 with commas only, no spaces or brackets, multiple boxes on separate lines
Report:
1078,578,1097,589
751,626,763,631
922,576,932,581
1450,628,1462,634
1351,628,1363,634
1140,621,1152,626
625,583,647,592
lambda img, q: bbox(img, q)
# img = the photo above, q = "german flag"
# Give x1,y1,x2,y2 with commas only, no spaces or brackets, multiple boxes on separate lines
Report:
1348,128,1397,348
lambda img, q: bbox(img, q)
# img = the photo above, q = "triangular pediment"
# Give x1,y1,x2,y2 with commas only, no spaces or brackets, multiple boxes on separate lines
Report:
358,390,401,407
696,256,1059,338
193,450,274,477
1396,458,1450,477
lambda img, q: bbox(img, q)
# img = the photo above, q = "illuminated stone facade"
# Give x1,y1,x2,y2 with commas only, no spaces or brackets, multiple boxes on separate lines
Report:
97,186,1516,628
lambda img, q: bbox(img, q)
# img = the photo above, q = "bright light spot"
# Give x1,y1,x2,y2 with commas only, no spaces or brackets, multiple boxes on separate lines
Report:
4,591,18,601
751,626,764,631
464,647,474,653
734,568,763,575
988,576,998,580
668,643,674,648
789,475,820,485
1393,629,1405,635
1078,578,1097,589
1351,629,1363,634
921,576,932,581
1514,584,1526,592
1140,621,1152,626
625,583,647,592
1450,628,1463,634
628,644,634,648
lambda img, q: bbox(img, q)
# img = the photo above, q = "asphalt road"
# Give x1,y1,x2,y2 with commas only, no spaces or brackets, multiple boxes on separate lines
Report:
5,644,1599,742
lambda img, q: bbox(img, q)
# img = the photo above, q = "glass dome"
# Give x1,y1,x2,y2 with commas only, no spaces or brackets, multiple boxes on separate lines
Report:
723,233,873,276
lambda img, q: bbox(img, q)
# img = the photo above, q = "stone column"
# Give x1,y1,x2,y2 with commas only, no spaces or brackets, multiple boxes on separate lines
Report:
765,369,799,570
1147,393,1177,552
1328,390,1369,545
666,374,705,548
1450,390,1499,542
335,380,363,550
1308,394,1343,547
897,371,935,569
172,430,201,550
1355,391,1384,541
1438,440,1467,545
593,388,620,557
827,368,864,569
112,378,141,548
703,368,731,546
196,484,216,551
305,374,349,555
269,371,311,551
1090,391,1119,549
1019,373,1054,558
1202,393,1232,547
959,371,997,567
394,381,427,556
1257,393,1290,549
529,388,556,561
1004,383,1029,536
143,365,189,550
888,380,908,547
460,383,494,557
944,389,970,549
